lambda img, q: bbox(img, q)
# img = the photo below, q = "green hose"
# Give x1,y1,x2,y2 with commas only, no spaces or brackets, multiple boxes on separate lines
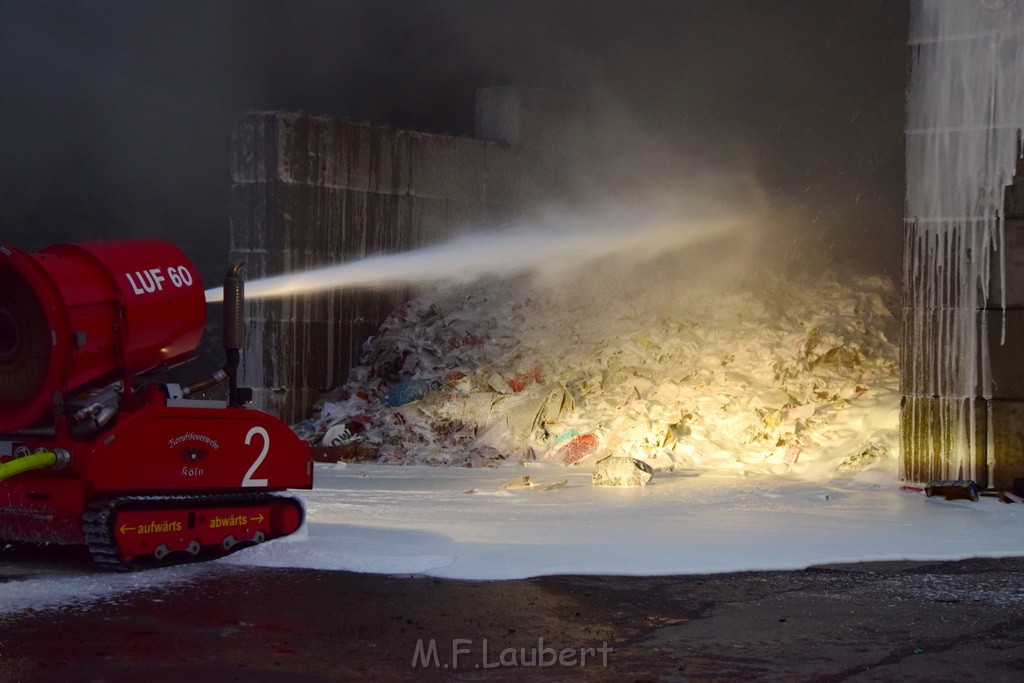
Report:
0,451,58,482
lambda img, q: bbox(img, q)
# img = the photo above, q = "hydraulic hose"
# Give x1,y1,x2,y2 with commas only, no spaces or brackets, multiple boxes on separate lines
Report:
0,450,68,482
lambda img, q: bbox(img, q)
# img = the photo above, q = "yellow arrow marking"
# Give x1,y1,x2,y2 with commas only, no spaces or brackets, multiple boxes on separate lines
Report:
251,514,265,523
119,524,136,534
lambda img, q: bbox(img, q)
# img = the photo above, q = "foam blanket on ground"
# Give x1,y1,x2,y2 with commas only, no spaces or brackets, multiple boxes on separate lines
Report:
293,264,900,480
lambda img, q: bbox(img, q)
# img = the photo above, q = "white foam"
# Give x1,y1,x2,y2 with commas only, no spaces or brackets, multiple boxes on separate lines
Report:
4,464,1022,615
220,464,1024,579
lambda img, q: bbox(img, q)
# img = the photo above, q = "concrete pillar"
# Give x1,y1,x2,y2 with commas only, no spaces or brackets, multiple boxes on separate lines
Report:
901,1,1024,488
975,151,1024,488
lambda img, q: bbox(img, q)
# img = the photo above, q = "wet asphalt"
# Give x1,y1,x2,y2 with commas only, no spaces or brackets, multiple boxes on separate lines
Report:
2,548,1024,679
1,545,1023,682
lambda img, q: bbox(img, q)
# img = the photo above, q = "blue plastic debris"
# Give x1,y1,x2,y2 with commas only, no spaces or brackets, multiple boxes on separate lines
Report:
550,427,580,449
383,379,441,407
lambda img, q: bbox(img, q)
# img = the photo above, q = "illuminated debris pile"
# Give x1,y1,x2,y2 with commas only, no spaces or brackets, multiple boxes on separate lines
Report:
295,267,899,475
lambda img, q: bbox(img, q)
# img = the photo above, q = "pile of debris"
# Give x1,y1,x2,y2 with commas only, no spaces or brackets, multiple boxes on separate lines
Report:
293,259,899,478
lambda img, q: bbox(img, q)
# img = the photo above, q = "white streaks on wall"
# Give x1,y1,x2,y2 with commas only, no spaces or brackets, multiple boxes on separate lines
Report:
903,0,1024,482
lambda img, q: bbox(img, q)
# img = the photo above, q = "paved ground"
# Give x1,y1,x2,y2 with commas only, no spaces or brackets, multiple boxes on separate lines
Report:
1,547,1022,681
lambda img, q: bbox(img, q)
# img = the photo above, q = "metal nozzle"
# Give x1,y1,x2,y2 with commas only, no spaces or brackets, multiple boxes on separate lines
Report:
223,261,246,351
222,261,247,407
181,369,228,397
51,448,72,470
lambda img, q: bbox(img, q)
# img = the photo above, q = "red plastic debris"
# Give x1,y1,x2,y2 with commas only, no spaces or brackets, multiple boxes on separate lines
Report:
507,365,545,393
347,415,371,433
507,375,531,392
555,434,599,465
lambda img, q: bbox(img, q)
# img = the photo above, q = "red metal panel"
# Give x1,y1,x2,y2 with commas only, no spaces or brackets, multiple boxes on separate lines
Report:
80,404,313,494
45,241,206,376
0,476,86,544
0,240,206,431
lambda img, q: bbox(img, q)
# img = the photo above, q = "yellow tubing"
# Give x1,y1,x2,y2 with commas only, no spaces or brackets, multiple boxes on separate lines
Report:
0,451,57,482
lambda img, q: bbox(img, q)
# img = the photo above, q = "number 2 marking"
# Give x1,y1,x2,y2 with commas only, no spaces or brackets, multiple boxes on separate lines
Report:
242,426,270,487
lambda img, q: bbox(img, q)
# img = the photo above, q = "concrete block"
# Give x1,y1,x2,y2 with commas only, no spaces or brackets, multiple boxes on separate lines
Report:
901,396,1024,489
1004,153,1024,217
484,200,522,225
906,130,995,218
446,199,490,234
274,113,311,185
900,395,985,484
483,140,529,208
901,307,1024,400
229,183,277,257
402,195,438,245
367,125,410,195
903,222,973,308
985,399,1024,489
980,308,1024,398
900,307,984,397
272,184,330,255
985,215,1024,307
407,132,487,202
255,184,424,261
231,112,280,184
307,120,411,195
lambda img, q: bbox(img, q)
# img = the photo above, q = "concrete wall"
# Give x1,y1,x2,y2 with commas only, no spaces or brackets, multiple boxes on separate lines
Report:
976,155,1024,487
229,90,577,422
901,1,1024,489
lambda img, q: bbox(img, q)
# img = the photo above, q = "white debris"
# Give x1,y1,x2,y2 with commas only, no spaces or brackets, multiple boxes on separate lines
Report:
592,456,654,487
293,257,899,480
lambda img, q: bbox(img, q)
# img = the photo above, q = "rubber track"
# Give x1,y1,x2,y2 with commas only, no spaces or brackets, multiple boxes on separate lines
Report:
81,492,303,571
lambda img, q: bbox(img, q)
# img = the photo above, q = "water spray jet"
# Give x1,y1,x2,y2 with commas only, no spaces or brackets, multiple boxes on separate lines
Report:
205,215,745,303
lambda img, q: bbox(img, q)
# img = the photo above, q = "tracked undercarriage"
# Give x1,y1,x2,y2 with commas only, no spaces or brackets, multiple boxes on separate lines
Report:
81,493,305,570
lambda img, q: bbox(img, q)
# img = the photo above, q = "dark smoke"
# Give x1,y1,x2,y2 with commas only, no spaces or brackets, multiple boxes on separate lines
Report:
0,0,908,285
